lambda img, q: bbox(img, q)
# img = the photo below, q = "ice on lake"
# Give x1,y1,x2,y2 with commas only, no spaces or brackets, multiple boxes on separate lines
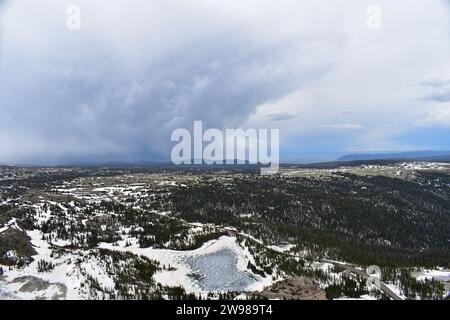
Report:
184,248,256,292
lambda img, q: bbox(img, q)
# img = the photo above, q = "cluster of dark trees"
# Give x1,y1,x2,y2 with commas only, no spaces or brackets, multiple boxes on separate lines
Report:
158,172,450,267
381,267,447,300
325,275,368,299
37,259,55,272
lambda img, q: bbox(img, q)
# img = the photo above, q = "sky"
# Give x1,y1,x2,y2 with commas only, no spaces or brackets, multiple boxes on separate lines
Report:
0,0,449,164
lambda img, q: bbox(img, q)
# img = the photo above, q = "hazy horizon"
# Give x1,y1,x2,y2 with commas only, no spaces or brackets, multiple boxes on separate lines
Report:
2,149,450,167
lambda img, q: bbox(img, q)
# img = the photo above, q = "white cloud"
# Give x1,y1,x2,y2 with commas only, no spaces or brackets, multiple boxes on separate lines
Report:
244,0,450,155
321,124,366,130
415,103,450,128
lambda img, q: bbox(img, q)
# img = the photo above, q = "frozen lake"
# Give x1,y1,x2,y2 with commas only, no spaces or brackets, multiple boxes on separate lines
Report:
185,249,256,292
100,236,269,294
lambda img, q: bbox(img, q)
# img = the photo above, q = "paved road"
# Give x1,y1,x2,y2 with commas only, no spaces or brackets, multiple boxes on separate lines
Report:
323,260,404,300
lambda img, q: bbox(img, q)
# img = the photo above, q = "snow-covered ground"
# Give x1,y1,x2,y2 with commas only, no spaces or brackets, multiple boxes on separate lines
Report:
1,232,275,299
413,269,450,297
0,230,85,300
2,168,448,301
99,236,274,294
267,244,295,253
0,181,275,300
413,269,450,282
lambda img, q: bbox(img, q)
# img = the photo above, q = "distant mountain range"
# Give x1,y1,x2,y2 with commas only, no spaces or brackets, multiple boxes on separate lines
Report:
3,152,450,169
337,151,450,162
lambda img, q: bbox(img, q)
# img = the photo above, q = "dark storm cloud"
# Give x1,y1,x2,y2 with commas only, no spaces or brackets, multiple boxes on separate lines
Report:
0,36,329,164
0,0,334,164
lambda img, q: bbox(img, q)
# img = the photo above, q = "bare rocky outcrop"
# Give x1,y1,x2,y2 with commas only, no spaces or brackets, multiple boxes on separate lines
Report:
260,277,327,300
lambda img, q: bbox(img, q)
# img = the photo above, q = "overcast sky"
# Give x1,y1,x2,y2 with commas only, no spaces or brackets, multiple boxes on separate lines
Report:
0,0,449,164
